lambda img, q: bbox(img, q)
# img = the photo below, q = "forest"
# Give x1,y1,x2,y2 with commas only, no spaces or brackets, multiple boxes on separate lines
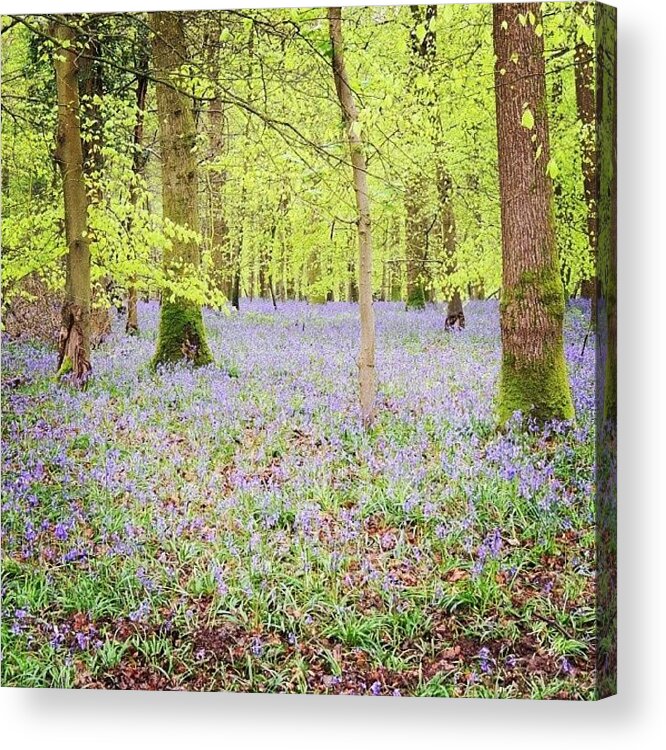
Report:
1,3,616,698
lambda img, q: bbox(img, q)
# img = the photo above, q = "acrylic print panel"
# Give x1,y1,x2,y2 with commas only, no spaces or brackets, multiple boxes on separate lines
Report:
1,2,616,699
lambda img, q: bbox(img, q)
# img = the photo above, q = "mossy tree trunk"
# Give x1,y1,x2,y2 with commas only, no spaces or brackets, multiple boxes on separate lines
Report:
51,18,92,385
493,3,574,424
574,2,598,326
329,7,376,425
150,12,212,366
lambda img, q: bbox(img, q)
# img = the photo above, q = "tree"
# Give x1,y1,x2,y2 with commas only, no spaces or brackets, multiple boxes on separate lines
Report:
126,27,150,336
596,5,616,425
51,17,92,385
574,2,598,323
404,5,435,311
150,12,213,367
328,6,376,424
493,3,574,423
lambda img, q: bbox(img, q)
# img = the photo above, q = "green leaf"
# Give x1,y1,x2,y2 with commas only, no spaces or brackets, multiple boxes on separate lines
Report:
546,158,560,180
521,107,535,130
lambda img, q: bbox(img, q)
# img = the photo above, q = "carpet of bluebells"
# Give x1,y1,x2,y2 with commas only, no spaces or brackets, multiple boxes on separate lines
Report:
2,300,596,698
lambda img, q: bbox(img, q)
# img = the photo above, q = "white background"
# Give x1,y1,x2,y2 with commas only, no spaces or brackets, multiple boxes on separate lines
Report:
1,0,665,747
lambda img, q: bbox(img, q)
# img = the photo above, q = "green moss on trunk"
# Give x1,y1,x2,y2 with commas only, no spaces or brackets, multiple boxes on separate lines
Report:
498,345,574,424
55,356,73,379
152,300,213,368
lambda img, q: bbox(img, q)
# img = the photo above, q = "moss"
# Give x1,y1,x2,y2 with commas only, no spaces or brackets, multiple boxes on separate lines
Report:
498,343,575,424
151,299,213,368
406,285,426,311
55,356,73,379
502,265,565,320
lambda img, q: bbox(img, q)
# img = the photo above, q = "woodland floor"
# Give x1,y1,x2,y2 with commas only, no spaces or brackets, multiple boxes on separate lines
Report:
1,299,597,698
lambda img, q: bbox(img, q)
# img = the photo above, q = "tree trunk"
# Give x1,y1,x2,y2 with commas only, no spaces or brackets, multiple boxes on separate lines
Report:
403,6,437,311
493,3,574,424
126,36,149,336
438,166,464,328
596,6,616,425
208,90,230,298
51,18,92,385
151,12,212,366
328,7,376,425
405,175,428,310
574,2,598,326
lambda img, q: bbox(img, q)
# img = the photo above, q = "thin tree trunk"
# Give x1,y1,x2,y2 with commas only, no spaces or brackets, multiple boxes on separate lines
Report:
493,3,574,424
51,18,91,385
404,6,437,311
439,167,464,329
151,12,212,366
79,20,115,343
328,7,376,425
127,36,149,336
405,175,428,310
208,93,230,298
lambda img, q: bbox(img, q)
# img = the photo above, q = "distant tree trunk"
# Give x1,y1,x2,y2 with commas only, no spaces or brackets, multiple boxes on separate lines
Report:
51,18,92,385
493,3,574,423
208,91,230,298
329,7,376,425
438,165,464,327
203,16,231,300
78,20,116,342
574,2,598,326
126,37,149,336
151,12,212,366
404,6,437,311
426,4,464,322
405,175,428,310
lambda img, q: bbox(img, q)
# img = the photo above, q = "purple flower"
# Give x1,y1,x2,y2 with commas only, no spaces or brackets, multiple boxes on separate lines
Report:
129,600,150,622
370,681,382,696
478,647,493,674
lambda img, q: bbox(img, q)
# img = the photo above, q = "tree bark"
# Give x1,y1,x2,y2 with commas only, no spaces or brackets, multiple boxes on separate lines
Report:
405,174,428,310
595,6,616,425
493,3,574,423
205,21,231,301
328,7,376,425
404,6,437,311
51,18,92,385
126,35,149,336
150,12,212,366
438,166,464,328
